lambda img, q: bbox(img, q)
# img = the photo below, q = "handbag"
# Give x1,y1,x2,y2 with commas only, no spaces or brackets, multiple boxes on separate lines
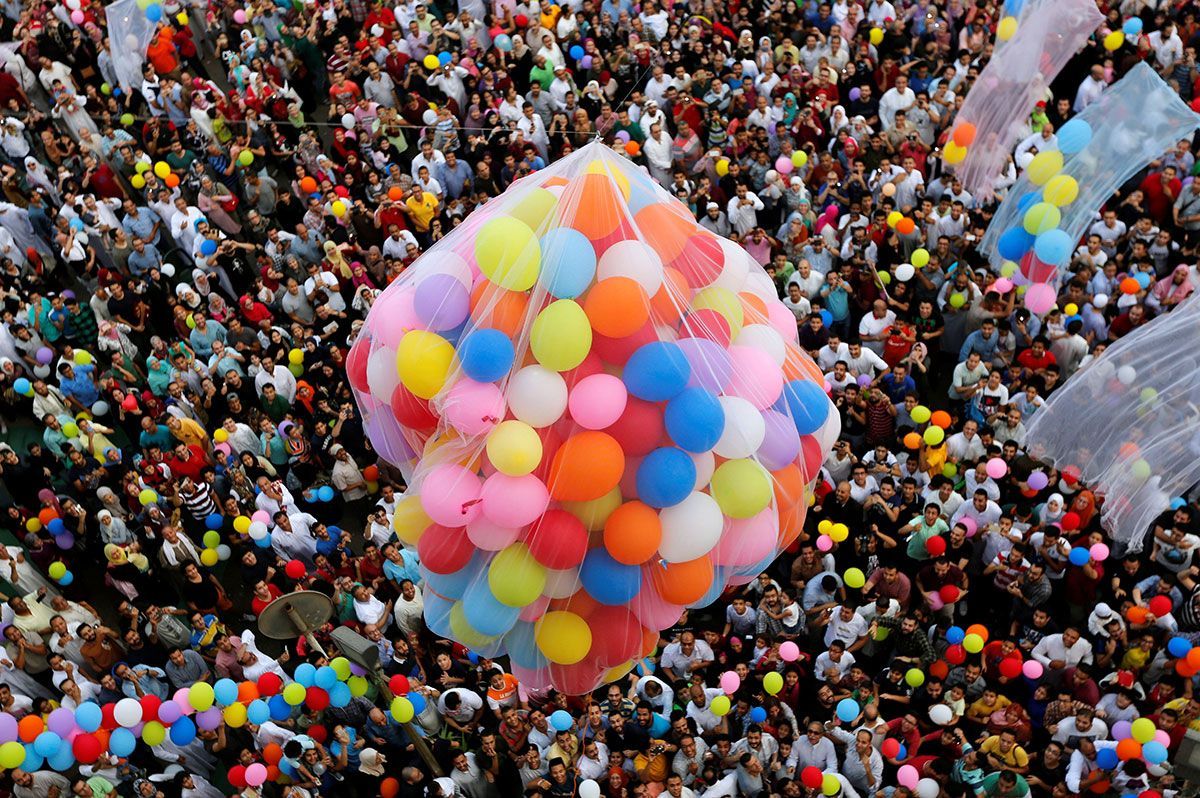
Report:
219,195,240,214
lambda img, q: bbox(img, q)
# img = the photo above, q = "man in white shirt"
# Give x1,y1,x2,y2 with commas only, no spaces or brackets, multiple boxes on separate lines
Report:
866,0,896,26
1073,65,1106,112
1148,23,1183,71
516,104,549,161
661,632,715,680
844,341,889,379
1031,628,1093,671
878,75,916,130
726,185,765,235
823,604,869,648
858,300,896,356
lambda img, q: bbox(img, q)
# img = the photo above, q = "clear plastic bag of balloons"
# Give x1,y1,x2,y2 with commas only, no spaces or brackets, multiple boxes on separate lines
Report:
348,142,839,693
1025,295,1200,554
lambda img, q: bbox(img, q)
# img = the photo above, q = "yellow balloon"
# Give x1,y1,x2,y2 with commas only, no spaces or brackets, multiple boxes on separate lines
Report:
830,523,849,542
488,542,548,607
224,702,248,727
200,548,219,566
911,405,931,424
531,300,591,371
886,211,903,228
190,681,215,711
911,248,930,268
535,611,592,664
511,187,559,232
396,330,455,399
963,633,984,653
692,287,745,338
130,174,146,189
486,420,543,476
1064,303,1079,316
997,15,1017,40
715,158,729,176
475,216,540,290
869,27,883,45
1000,260,1018,278
233,515,251,534
153,161,170,179
348,676,369,696
1023,202,1061,235
818,519,832,535
710,459,772,519
449,601,498,648
823,774,842,796
763,671,783,695
561,488,622,531
423,54,440,69
393,494,431,544
1104,30,1124,51
142,720,166,746
791,151,808,168
391,696,414,723
924,426,945,446
135,161,151,174
942,140,966,165
1130,717,1156,743
710,695,731,716
1044,174,1079,207
1026,150,1064,186
331,200,347,217
844,567,866,588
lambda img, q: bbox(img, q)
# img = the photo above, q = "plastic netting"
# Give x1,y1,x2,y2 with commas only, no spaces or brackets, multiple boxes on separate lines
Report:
1025,295,1200,553
348,141,840,693
105,0,157,96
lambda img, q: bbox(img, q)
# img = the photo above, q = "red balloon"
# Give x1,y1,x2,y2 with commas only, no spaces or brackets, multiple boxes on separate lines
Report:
334,185,350,198
998,658,1022,679
228,765,248,789
305,687,330,711
591,320,658,366
389,675,410,696
1060,512,1080,531
678,308,732,348
263,743,283,765
346,338,371,395
945,644,966,665
381,777,401,798
101,702,119,730
585,604,646,666
285,559,307,580
526,510,588,569
308,724,328,743
391,382,439,431
881,738,900,758
561,350,604,392
139,694,162,722
1149,595,1173,617
938,585,960,604
801,766,824,789
73,733,103,763
925,536,946,557
605,398,664,457
670,233,724,289
258,673,283,696
417,524,474,574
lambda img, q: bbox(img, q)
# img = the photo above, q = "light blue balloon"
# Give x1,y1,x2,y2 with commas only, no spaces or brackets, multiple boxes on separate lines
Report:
247,700,271,725
318,485,335,502
75,702,102,733
12,378,29,395
749,707,767,723
423,589,455,638
294,663,317,687
1134,272,1151,289
463,579,520,637
1033,229,1073,265
59,571,73,586
1143,741,1168,764
314,665,339,690
1068,547,1090,566
503,621,549,671
108,728,136,757
946,626,965,644
998,226,1035,260
33,731,61,758
214,678,238,706
650,713,670,736
329,682,352,708
20,744,42,772
782,378,830,436
422,551,486,601
1123,17,1143,36
539,228,596,299
836,698,860,722
1015,191,1043,214
408,692,427,715
494,34,513,51
47,742,75,771
1057,118,1093,155
550,710,573,731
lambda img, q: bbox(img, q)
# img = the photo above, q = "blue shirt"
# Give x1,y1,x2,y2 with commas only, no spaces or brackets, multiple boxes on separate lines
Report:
122,207,163,246
189,320,227,358
127,243,163,277
436,160,474,200
880,373,917,404
59,363,98,406
959,329,999,362
383,550,422,586
139,423,172,451
329,726,361,769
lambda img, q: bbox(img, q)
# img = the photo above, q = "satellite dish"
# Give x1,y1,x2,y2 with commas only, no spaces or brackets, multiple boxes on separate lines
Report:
256,591,334,656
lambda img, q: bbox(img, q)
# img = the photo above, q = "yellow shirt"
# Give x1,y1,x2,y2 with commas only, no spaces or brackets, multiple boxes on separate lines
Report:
405,191,439,232
966,695,1010,722
171,417,209,449
980,735,1029,768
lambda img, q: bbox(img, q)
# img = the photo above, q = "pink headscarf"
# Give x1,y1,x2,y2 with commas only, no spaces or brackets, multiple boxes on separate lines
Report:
1153,264,1194,305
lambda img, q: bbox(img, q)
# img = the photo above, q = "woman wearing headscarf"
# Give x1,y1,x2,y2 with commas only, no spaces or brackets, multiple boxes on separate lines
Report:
1036,493,1066,527
1149,264,1195,311
197,175,242,236
1069,490,1098,530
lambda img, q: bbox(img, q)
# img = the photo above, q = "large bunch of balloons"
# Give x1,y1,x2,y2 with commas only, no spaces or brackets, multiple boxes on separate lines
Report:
0,662,427,789
983,64,1200,310
349,142,839,693
944,0,1102,198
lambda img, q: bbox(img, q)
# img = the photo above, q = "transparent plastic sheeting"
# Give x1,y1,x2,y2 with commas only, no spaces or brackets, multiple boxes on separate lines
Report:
1025,296,1200,553
981,63,1200,304
945,0,1103,199
105,0,157,95
348,142,839,694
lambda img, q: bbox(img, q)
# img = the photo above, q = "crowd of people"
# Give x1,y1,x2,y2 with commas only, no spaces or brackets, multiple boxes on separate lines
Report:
0,0,1199,795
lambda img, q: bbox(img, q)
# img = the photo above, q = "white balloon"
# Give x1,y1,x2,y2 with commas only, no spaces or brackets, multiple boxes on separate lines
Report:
366,345,401,400
735,324,786,366
422,109,438,126
579,780,601,798
691,450,715,489
928,704,953,725
597,240,663,294
341,113,356,130
659,492,723,562
114,697,143,727
160,262,176,277
34,365,50,379
248,521,269,540
65,0,81,8
91,400,110,416
917,778,940,798
543,568,582,599
507,365,568,428
1092,293,1109,308
1117,365,1137,385
712,237,750,292
895,263,915,281
217,544,232,561
714,396,766,459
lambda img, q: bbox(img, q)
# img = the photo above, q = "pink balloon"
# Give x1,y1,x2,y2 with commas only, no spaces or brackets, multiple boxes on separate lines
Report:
817,534,834,551
1089,543,1110,562
719,671,740,693
251,510,271,525
1024,282,1058,315
518,594,551,622
992,278,1013,293
725,345,783,409
711,509,778,567
927,592,944,611
775,156,793,175
1022,659,1043,679
371,288,421,347
233,8,247,23
245,762,267,787
443,378,506,436
898,765,919,789
70,9,84,23
467,517,522,551
480,473,549,528
568,374,628,430
1154,729,1171,747
958,517,977,537
780,641,800,662
420,464,483,526
986,457,1008,479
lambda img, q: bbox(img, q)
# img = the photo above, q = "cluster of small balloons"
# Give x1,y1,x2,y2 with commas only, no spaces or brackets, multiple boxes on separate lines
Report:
25,507,78,552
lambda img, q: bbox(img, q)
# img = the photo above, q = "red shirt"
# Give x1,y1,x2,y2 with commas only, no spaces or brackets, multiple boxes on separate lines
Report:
1140,172,1183,222
251,583,283,615
1017,348,1056,371
166,445,209,481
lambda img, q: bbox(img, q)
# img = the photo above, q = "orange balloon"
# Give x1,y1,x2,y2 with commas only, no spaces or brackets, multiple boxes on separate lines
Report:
904,432,922,449
549,587,601,618
624,140,641,156
1116,738,1142,760
651,267,690,325
563,172,624,241
37,508,58,525
165,173,181,188
930,410,952,429
1126,606,1149,623
18,714,43,742
584,277,649,338
388,186,404,201
1118,442,1140,459
772,464,805,510
238,681,260,704
1176,659,1196,677
300,176,318,194
783,347,824,383
1187,647,1200,669
952,122,976,147
634,203,699,263
651,556,714,605
548,431,625,501
604,501,662,564
1120,277,1141,295
896,217,916,235
965,623,989,642
641,625,659,657
262,743,284,765
739,292,768,322
470,281,530,340
381,777,401,798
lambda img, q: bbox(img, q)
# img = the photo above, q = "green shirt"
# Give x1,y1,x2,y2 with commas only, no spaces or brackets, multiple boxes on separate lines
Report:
86,775,116,797
905,517,949,560
977,772,1030,798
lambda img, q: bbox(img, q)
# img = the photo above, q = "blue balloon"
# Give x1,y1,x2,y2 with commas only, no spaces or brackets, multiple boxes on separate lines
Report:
255,533,272,548
650,713,670,736
59,571,73,586
463,580,520,637
818,309,832,328
329,682,352,708
1123,17,1143,35
1015,191,1043,214
294,662,317,687
569,45,585,60
1057,118,1093,154
108,728,135,757
318,485,335,502
836,699,860,722
268,694,292,721
47,518,64,535
624,342,690,401
247,699,271,725
1169,636,1192,657
33,731,61,758
636,447,696,508
1068,546,1090,566
539,229,596,298
782,379,830,435
12,378,29,394
75,702,102,732
896,743,908,760
214,678,238,706
997,227,1035,260
945,625,965,645
70,218,85,230
423,551,486,601
145,3,163,21
749,707,767,723
205,513,223,530
1033,229,1073,266
200,239,218,256
1143,741,1168,764
664,388,725,452
47,742,75,771
689,565,732,609
170,715,197,745
1095,747,1119,770
438,51,452,65
1134,272,1151,289
580,548,642,605
459,329,516,383
550,710,573,731
408,692,427,715
21,744,42,772
1172,497,1187,510
314,665,339,690
494,33,513,51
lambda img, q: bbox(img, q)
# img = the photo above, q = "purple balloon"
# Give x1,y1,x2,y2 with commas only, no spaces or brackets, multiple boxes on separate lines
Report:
615,130,631,144
580,55,593,69
757,409,802,471
414,274,470,331
1112,720,1132,740
349,663,367,677
0,713,16,743
856,374,873,387
849,87,861,101
1027,471,1049,490
157,700,183,725
677,337,734,393
196,708,223,730
54,533,74,550
47,708,75,737
36,347,53,365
